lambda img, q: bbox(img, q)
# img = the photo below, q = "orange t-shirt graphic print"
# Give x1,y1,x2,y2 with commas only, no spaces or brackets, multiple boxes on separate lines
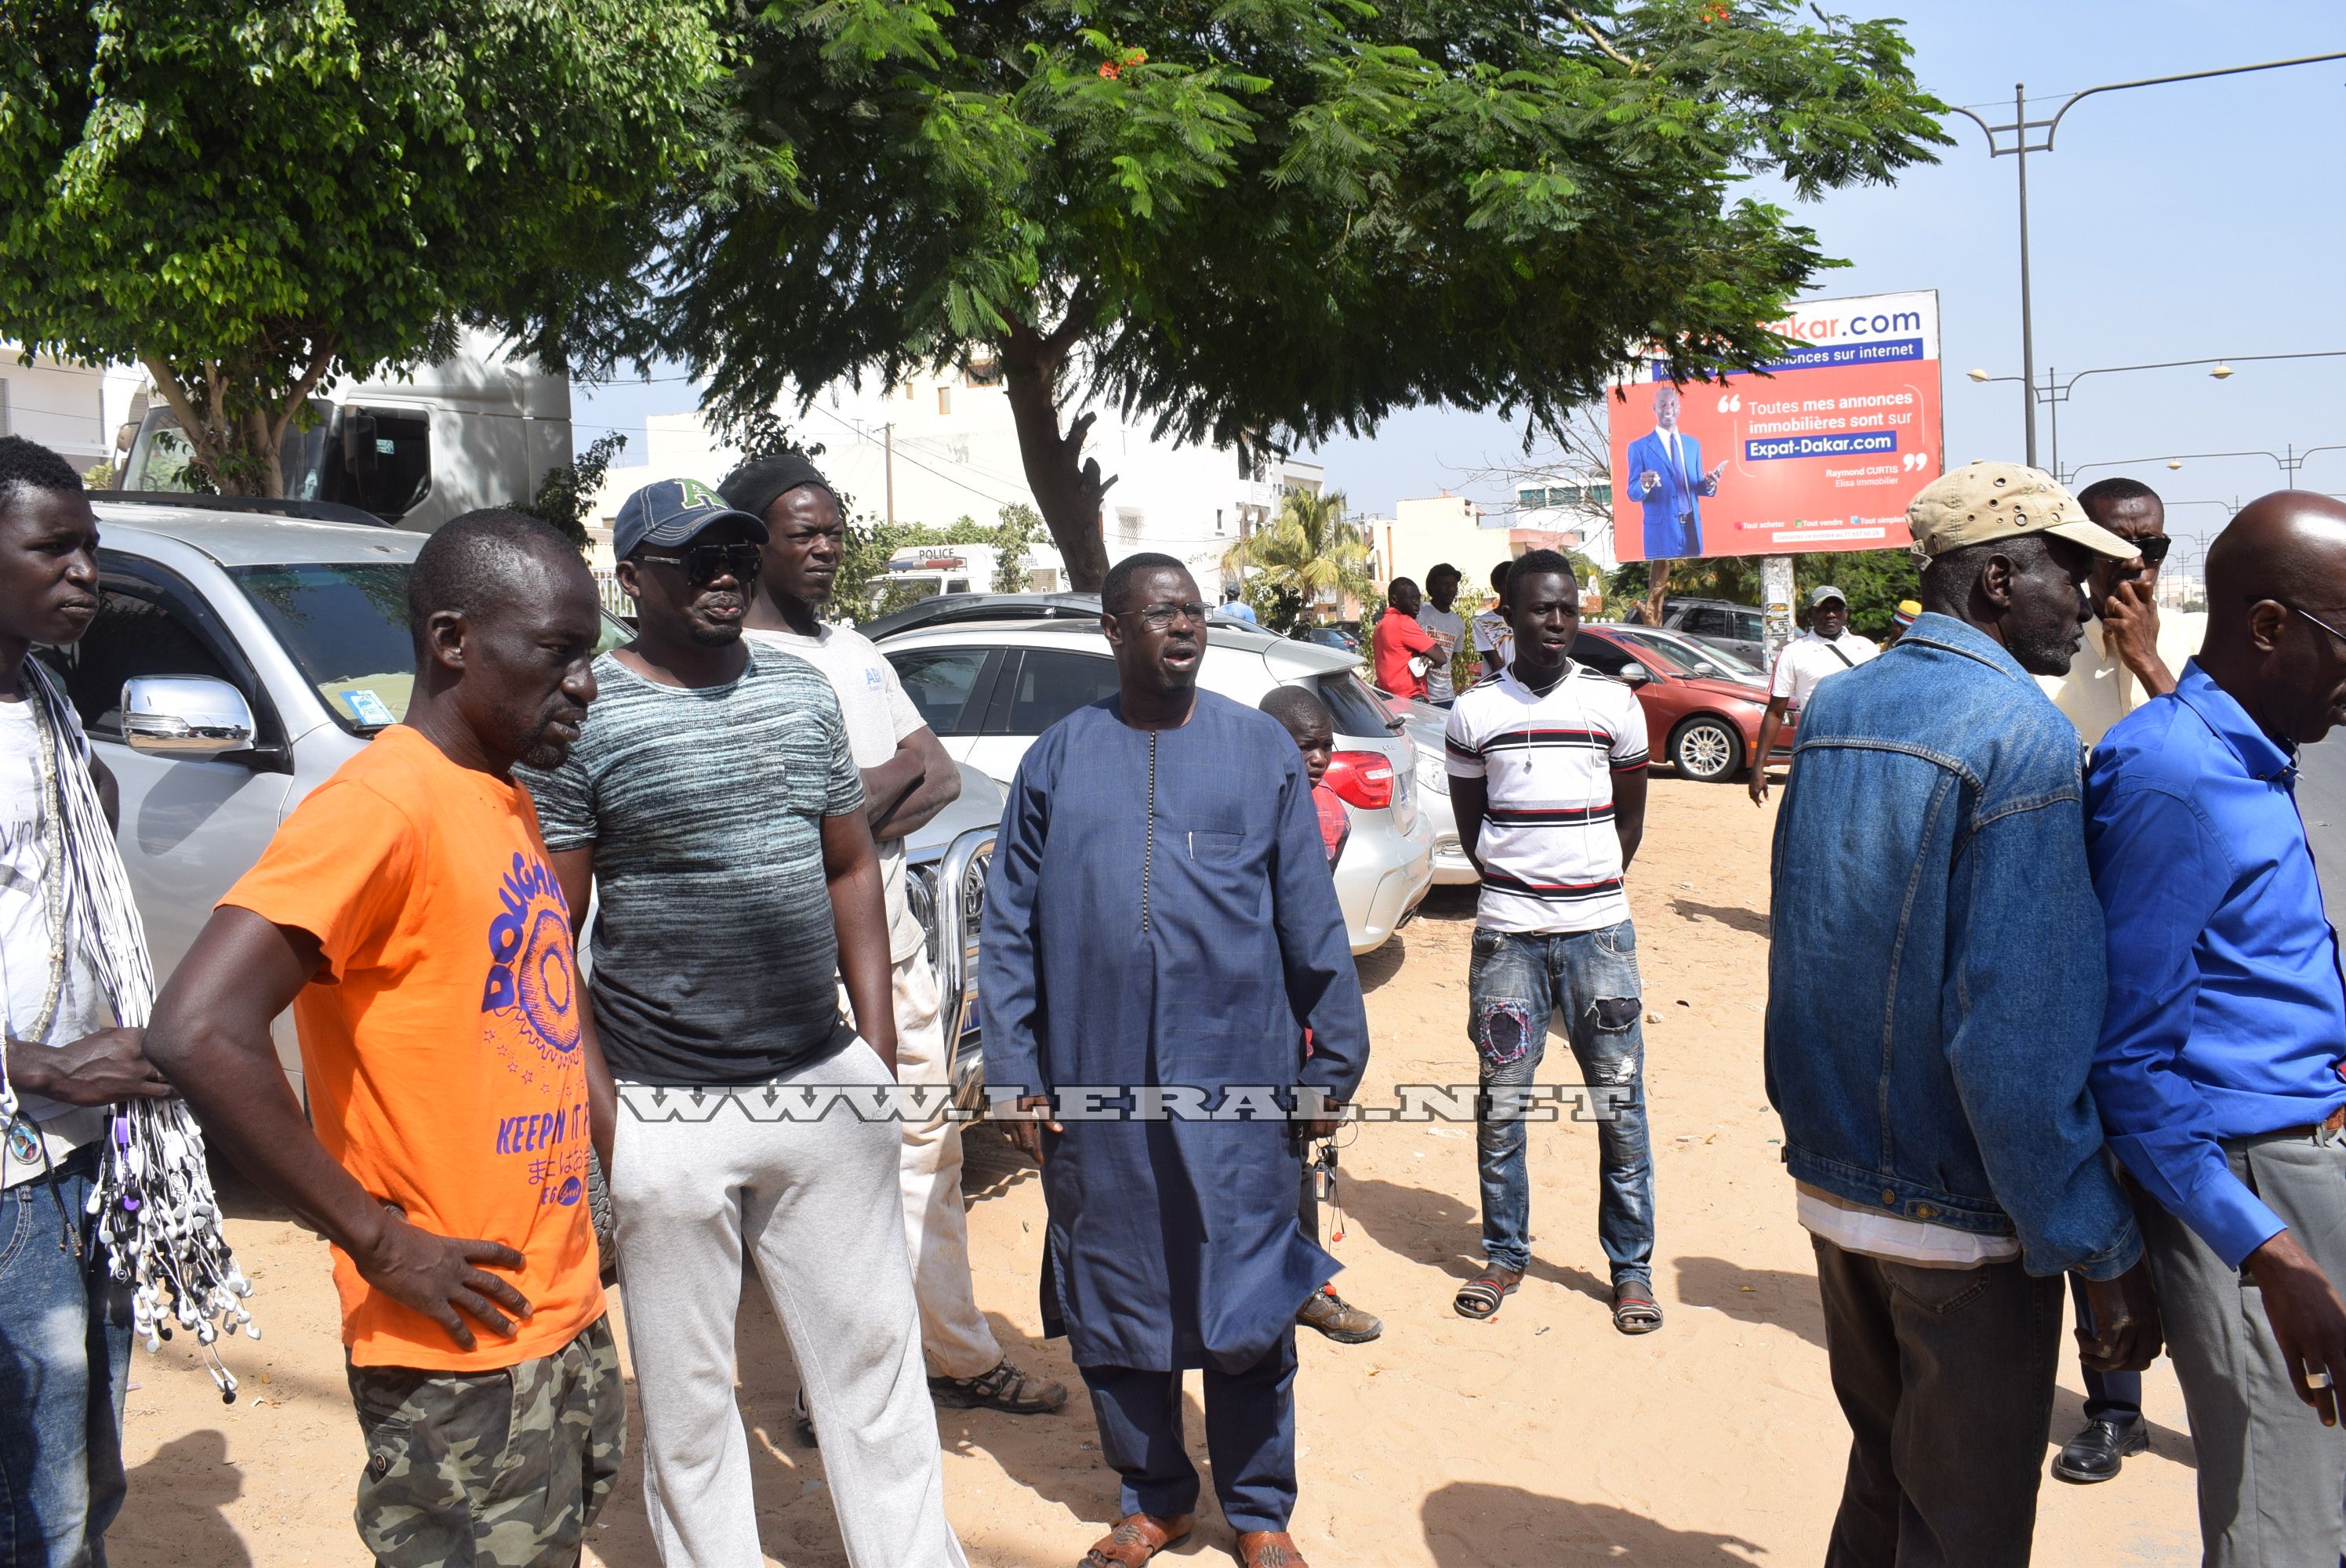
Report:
222,725,602,1370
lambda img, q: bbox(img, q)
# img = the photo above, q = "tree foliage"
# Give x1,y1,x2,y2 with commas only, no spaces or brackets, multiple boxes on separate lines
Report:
836,503,1051,622
1220,487,1376,630
0,0,721,495
515,432,629,554
616,0,1946,589
1607,547,1919,638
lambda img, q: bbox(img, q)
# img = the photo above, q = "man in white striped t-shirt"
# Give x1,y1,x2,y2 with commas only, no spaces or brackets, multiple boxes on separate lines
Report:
1442,550,1660,1333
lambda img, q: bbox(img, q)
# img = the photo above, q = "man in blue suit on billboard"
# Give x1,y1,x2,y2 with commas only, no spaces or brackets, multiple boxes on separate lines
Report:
1627,384,1728,559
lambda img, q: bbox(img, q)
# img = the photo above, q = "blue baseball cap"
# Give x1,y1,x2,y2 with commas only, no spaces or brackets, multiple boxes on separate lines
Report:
612,477,768,560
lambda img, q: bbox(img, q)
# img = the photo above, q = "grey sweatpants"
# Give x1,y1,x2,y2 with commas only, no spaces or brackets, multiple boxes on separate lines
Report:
611,1041,968,1568
2134,1131,2346,1568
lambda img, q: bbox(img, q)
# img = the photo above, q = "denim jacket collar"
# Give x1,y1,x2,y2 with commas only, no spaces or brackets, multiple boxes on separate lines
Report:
1893,612,2037,686
2174,659,2294,783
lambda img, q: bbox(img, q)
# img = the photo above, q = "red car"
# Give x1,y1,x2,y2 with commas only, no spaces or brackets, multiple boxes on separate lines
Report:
1571,623,1794,782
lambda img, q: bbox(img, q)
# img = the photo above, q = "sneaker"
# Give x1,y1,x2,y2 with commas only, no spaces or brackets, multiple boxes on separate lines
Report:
928,1358,1068,1414
792,1387,818,1449
1298,1287,1383,1343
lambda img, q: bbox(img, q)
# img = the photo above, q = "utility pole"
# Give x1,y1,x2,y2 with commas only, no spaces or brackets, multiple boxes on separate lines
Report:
1760,555,1795,668
883,421,895,526
1948,53,2346,467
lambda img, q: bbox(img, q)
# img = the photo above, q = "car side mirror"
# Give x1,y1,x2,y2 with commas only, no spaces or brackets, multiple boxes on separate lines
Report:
1620,662,1652,686
122,675,256,760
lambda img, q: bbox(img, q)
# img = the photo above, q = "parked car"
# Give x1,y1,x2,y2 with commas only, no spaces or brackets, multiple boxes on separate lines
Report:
867,597,1434,958
53,499,1005,1103
1628,596,1767,668
1406,622,1792,881
1299,623,1361,656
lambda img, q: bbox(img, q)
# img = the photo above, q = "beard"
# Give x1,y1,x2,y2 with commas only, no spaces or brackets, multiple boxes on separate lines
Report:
2007,617,2084,677
519,734,574,771
687,617,743,648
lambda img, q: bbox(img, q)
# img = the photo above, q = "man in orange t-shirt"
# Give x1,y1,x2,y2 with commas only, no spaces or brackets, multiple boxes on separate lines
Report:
148,511,619,1568
1372,576,1439,700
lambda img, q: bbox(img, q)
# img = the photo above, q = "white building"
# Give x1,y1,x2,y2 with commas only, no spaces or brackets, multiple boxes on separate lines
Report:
0,348,141,473
1365,492,1595,606
586,363,1324,583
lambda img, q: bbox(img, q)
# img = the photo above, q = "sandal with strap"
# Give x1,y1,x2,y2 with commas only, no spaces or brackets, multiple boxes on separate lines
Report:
1079,1512,1194,1567
930,1356,1069,1414
1235,1530,1312,1567
1613,1279,1664,1335
1453,1274,1520,1321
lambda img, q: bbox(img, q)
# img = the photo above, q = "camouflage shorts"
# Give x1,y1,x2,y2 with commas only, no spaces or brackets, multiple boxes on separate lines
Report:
347,1315,624,1567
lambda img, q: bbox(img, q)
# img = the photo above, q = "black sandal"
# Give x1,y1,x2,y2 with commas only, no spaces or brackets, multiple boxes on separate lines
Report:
1454,1275,1520,1321
1612,1280,1664,1334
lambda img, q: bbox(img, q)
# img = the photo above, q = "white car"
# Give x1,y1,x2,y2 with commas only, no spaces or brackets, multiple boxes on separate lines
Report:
53,497,1007,1101
866,594,1436,956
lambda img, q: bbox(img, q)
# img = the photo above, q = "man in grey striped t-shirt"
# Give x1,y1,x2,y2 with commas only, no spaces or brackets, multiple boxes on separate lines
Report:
521,478,965,1568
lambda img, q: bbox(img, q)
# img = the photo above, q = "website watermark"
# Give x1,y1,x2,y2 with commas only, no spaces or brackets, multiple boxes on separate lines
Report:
616,1082,1638,1124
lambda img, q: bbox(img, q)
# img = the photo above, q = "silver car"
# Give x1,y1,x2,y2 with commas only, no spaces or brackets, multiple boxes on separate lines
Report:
60,499,1004,1101
866,599,1436,955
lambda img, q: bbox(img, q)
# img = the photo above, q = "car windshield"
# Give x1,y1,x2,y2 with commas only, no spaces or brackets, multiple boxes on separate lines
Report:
1611,627,1764,682
230,561,630,735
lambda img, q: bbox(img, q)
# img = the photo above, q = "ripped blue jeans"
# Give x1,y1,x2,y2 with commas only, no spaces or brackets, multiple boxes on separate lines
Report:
1465,922,1654,1284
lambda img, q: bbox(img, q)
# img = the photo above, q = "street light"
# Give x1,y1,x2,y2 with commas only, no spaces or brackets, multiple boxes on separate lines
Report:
1963,349,2346,478
2066,446,2346,488
1947,52,2346,466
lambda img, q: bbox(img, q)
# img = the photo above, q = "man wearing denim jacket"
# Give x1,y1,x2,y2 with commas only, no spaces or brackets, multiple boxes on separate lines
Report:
1767,463,2162,1567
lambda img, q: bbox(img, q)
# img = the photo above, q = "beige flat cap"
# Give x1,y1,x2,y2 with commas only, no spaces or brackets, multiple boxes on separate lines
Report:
1907,461,2135,559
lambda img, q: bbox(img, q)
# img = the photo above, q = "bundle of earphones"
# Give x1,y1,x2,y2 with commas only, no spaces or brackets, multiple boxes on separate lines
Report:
29,664,257,1401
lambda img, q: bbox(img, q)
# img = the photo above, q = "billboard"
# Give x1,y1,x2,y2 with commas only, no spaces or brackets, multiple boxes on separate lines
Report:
1607,289,1943,562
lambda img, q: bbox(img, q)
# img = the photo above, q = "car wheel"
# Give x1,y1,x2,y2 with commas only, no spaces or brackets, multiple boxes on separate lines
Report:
1669,715,1745,782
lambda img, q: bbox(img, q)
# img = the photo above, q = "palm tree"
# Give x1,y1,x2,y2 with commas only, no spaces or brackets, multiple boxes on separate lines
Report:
1219,488,1378,622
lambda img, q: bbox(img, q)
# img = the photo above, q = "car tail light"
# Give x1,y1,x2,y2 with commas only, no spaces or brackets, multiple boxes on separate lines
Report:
1323,750,1394,811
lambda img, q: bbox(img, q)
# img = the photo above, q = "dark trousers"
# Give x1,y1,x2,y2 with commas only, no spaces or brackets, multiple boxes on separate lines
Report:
1078,1333,1298,1534
1812,1236,2062,1568
2065,1272,2141,1427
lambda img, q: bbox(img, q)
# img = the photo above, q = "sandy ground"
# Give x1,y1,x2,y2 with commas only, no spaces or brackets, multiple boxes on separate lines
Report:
107,776,2203,1566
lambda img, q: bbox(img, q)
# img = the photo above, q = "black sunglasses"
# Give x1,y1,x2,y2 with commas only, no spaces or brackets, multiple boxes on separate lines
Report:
634,542,763,584
2130,535,2172,567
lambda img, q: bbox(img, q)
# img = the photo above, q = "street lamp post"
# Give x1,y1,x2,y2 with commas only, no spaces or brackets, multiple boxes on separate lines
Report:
1948,53,2346,466
2067,445,2346,488
1964,350,2346,480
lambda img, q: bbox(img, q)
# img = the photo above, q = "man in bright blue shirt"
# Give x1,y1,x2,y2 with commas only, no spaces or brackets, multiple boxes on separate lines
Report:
2086,491,2346,1568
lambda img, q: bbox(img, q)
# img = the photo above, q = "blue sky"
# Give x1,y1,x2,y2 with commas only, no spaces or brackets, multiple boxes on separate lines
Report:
579,2,2346,557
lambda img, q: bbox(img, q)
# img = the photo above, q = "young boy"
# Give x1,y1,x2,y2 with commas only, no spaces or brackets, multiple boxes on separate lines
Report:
1259,687,1381,1344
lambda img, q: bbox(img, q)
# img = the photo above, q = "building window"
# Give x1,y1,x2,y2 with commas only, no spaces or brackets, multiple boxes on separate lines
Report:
936,386,952,416
964,358,1002,388
1215,507,1224,535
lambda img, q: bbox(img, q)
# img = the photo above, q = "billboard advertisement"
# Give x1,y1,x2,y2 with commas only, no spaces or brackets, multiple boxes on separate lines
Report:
1607,289,1943,562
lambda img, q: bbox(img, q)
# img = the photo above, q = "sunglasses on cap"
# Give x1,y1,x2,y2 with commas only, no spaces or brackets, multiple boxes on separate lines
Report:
634,542,763,584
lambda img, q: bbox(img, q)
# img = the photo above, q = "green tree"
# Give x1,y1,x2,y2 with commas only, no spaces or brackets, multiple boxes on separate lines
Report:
1220,488,1376,632
626,0,1944,590
1607,548,1918,639
0,0,720,495
514,432,629,554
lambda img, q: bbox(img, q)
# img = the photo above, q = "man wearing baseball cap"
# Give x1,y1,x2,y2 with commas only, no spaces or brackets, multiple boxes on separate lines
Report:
1764,462,2163,1565
518,477,968,1565
1748,583,1878,804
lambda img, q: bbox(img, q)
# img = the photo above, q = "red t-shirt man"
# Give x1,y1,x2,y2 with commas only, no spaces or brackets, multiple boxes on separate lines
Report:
1373,600,1438,699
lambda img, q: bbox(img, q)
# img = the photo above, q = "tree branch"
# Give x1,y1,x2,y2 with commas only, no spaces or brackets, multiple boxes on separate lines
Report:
139,355,219,485
1563,7,1640,71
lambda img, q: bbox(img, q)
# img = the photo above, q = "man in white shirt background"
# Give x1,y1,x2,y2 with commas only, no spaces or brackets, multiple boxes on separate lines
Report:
1417,562,1467,706
2036,477,2203,749
722,455,1069,1435
1749,585,1878,804
1444,550,1661,1335
1472,560,1514,678
2028,476,2203,1487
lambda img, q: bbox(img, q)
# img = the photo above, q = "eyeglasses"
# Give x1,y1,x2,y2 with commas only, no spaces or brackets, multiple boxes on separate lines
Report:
2129,535,2172,567
1120,601,1210,630
2280,601,2346,648
634,543,763,584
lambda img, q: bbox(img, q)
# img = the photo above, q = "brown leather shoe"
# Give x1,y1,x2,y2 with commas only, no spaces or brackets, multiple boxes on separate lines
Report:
1078,1512,1194,1566
1235,1530,1311,1566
